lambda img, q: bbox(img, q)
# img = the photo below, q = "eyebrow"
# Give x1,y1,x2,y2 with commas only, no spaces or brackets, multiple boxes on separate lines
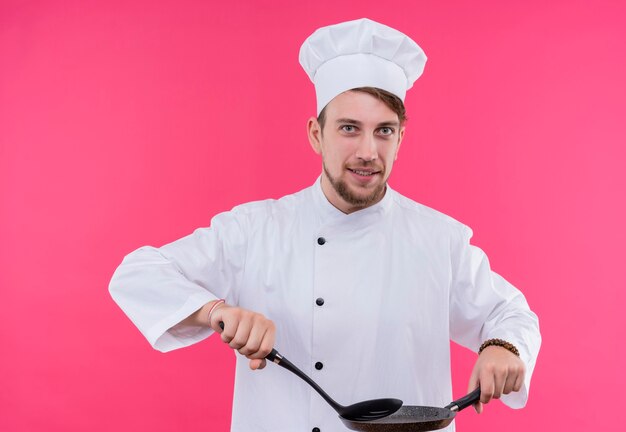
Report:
335,118,400,128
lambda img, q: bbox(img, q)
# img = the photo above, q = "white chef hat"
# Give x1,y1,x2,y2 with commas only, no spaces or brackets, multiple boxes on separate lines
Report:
299,18,427,115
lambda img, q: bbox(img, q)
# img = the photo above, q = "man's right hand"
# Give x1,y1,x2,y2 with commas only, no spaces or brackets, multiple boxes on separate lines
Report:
207,302,276,370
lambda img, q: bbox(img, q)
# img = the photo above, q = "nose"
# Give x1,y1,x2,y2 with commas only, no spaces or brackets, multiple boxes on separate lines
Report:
355,134,378,162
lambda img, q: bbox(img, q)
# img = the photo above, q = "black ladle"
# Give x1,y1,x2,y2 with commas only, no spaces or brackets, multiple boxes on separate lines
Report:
266,348,402,421
218,322,402,421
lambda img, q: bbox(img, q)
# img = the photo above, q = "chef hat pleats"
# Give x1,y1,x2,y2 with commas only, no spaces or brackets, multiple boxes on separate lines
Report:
299,18,427,115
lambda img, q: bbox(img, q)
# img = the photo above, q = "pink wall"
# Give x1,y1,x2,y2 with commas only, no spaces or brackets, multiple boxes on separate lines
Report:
1,1,625,430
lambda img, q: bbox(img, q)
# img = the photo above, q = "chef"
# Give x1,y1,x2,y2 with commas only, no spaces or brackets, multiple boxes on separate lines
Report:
110,18,541,432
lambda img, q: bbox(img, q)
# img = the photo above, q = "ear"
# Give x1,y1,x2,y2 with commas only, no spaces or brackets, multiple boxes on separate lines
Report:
307,116,322,155
394,125,406,160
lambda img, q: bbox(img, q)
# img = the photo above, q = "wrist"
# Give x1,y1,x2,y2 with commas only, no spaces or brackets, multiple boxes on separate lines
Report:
207,299,226,327
478,338,520,357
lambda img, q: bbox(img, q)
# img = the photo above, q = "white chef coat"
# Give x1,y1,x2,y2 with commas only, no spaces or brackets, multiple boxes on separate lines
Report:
109,178,541,432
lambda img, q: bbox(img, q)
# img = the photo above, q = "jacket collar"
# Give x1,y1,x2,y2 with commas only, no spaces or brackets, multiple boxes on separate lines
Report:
311,176,393,227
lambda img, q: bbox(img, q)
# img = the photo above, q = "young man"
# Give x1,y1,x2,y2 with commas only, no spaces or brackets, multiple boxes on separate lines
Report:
110,18,540,432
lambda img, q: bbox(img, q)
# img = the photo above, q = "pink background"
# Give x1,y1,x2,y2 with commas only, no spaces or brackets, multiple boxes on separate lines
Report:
1,0,625,431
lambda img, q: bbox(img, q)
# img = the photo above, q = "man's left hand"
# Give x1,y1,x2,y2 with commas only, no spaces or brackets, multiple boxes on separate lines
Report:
467,346,526,414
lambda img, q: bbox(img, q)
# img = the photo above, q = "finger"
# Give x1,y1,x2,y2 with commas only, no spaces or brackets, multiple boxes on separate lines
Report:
247,321,275,359
503,377,515,395
503,367,519,395
238,320,266,356
474,401,483,414
218,316,240,344
258,322,276,358
215,309,239,344
209,304,227,332
513,368,525,392
229,315,253,349
467,364,481,413
478,368,495,404
492,368,507,400
249,358,266,370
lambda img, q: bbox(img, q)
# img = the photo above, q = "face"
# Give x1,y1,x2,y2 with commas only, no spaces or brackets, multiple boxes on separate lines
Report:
307,90,405,214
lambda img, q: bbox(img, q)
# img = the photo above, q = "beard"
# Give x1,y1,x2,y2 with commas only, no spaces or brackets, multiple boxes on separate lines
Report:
323,162,387,209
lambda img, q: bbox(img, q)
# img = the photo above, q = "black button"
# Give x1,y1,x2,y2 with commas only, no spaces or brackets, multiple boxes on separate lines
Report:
315,362,324,370
316,297,324,306
312,428,320,432
317,237,326,245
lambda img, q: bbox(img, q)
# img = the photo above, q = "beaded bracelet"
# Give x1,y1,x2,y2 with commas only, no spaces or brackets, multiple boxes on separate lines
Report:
207,299,225,327
478,338,520,357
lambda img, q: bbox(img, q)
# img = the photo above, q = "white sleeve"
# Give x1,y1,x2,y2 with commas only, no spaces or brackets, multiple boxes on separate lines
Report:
449,225,541,409
108,210,248,352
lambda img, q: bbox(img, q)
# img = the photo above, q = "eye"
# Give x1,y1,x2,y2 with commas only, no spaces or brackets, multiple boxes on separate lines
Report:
340,125,357,133
378,127,394,136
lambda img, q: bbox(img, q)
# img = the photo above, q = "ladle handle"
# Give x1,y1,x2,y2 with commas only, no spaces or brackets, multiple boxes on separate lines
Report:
218,323,342,411
265,348,342,411
444,387,481,412
265,348,280,363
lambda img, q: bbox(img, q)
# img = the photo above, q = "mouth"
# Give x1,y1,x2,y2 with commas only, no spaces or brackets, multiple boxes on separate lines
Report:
347,168,381,177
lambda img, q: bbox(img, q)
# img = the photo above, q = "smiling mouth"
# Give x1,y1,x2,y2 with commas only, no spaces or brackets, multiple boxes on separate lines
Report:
348,168,380,176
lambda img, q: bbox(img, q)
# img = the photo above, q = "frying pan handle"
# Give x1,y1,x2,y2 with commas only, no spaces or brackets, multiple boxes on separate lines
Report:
444,387,481,412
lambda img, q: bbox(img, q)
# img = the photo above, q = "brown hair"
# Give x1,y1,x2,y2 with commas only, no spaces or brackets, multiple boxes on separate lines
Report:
317,87,407,131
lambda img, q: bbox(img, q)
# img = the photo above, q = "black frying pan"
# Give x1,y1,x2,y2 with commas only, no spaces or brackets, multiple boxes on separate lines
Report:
340,388,481,432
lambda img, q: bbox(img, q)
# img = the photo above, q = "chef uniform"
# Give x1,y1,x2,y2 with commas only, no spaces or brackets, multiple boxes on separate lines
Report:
109,19,541,432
